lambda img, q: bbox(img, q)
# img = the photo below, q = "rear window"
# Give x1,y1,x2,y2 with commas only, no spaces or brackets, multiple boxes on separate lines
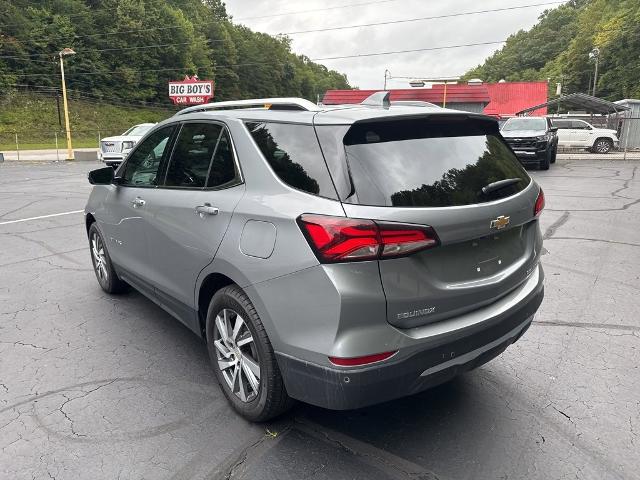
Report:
340,117,530,207
246,122,338,199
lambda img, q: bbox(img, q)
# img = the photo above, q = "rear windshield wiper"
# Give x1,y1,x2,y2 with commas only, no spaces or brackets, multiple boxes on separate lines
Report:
481,178,522,195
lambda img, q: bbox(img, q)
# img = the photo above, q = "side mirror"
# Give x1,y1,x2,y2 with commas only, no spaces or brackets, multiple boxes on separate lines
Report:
549,127,558,133
88,166,114,185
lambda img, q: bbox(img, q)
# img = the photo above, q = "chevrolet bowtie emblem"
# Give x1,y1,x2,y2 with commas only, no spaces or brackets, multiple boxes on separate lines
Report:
490,215,510,230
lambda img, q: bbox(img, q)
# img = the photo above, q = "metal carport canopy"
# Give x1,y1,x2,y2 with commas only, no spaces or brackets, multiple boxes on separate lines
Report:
516,92,630,116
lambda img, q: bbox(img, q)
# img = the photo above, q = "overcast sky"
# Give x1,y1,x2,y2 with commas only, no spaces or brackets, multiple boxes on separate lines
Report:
225,0,564,89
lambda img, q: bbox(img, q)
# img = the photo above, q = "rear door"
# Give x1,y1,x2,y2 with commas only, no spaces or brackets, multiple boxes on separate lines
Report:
553,119,572,146
141,122,244,325
320,115,542,328
571,120,593,146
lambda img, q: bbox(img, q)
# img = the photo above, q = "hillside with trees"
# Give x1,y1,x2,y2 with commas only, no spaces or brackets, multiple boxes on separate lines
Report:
464,0,640,101
0,0,350,105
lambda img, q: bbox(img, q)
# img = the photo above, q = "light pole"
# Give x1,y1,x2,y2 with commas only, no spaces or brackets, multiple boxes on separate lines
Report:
383,69,390,90
58,47,76,161
589,47,600,97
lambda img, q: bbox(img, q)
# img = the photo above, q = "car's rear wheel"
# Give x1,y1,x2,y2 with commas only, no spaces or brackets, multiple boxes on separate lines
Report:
206,285,294,422
593,138,613,154
88,223,128,294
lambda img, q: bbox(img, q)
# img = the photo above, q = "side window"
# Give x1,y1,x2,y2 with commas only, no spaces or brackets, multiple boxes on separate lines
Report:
206,129,238,188
571,121,589,130
245,122,338,199
165,123,222,188
553,120,570,129
122,126,175,186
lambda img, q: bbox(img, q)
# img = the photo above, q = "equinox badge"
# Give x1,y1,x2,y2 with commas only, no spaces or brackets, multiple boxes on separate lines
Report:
490,215,510,230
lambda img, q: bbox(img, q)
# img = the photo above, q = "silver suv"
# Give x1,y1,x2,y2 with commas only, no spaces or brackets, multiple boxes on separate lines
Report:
85,94,545,421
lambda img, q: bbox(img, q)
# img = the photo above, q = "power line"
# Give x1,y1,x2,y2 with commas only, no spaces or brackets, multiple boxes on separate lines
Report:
234,0,401,21
0,40,510,78
0,41,210,60
279,1,563,35
312,41,506,61
1,0,560,46
0,0,405,42
7,83,174,110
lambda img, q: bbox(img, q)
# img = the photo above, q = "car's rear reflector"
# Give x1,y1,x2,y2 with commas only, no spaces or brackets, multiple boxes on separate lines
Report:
297,214,439,263
328,351,397,367
534,188,545,217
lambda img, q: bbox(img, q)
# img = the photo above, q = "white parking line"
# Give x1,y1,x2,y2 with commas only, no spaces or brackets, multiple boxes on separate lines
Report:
0,210,84,225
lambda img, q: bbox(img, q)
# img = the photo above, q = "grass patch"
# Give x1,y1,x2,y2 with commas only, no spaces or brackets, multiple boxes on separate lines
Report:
0,91,175,149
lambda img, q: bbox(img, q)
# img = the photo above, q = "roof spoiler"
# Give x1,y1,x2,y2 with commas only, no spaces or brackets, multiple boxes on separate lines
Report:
175,98,320,115
359,92,441,109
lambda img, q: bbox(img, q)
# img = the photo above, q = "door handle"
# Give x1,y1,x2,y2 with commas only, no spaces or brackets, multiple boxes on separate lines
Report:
131,197,146,208
195,203,219,217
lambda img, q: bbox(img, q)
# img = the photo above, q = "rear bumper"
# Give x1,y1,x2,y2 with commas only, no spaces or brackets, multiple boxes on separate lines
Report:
276,277,543,410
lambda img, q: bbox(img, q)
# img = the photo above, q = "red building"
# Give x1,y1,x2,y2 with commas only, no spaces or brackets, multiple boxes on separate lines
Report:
322,81,549,117
483,81,548,117
322,84,490,113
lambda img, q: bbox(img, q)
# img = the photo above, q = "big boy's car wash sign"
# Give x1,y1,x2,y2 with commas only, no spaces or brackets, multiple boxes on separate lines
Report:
168,75,214,105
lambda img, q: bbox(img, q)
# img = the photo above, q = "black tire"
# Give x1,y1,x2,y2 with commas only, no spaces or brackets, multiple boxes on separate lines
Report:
593,138,613,154
550,145,557,164
206,285,294,422
88,223,129,294
539,150,551,170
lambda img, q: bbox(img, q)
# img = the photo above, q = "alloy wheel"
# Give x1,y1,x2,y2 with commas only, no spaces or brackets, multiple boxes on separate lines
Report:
91,232,108,285
595,140,611,153
213,308,261,403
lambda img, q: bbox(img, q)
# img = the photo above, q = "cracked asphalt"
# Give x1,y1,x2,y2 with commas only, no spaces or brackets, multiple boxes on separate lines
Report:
1,159,638,480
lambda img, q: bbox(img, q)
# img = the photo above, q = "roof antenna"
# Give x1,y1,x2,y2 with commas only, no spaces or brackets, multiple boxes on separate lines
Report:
361,91,391,109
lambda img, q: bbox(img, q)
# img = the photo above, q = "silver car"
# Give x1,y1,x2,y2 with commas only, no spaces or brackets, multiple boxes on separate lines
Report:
85,94,545,421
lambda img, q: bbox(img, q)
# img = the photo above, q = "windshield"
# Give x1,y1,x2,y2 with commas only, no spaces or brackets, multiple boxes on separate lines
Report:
502,117,546,131
122,125,153,136
337,117,530,207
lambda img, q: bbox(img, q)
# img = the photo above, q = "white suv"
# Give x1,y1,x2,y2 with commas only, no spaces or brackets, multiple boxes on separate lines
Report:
551,118,619,153
99,123,156,167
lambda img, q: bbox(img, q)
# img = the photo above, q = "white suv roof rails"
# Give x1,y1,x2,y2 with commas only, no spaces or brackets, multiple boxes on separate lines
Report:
175,98,320,115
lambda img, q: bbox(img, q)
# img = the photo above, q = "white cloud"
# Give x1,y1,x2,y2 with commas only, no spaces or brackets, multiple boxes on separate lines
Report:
225,0,562,88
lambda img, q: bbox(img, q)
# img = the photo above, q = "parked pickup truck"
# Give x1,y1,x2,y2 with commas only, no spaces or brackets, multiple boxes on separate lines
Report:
551,118,619,153
500,117,558,170
99,123,156,168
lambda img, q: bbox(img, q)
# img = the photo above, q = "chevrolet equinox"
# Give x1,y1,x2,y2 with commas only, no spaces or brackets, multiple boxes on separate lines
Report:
85,93,545,421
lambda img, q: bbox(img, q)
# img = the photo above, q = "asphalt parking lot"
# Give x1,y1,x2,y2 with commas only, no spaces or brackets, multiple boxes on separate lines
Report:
1,159,638,480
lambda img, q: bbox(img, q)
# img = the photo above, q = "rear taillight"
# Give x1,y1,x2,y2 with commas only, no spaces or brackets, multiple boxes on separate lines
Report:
297,214,439,263
534,188,545,217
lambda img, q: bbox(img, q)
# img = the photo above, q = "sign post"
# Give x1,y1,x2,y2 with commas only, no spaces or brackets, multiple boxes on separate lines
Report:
168,76,214,106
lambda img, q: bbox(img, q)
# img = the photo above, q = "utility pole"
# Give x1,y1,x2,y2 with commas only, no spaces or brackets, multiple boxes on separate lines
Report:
589,47,600,97
58,48,76,161
56,93,62,128
383,69,390,90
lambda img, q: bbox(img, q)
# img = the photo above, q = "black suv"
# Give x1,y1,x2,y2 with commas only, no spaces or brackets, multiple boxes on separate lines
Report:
500,117,558,170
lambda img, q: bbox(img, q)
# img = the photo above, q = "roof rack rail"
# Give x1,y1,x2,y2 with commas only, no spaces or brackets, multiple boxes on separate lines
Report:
175,98,320,115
